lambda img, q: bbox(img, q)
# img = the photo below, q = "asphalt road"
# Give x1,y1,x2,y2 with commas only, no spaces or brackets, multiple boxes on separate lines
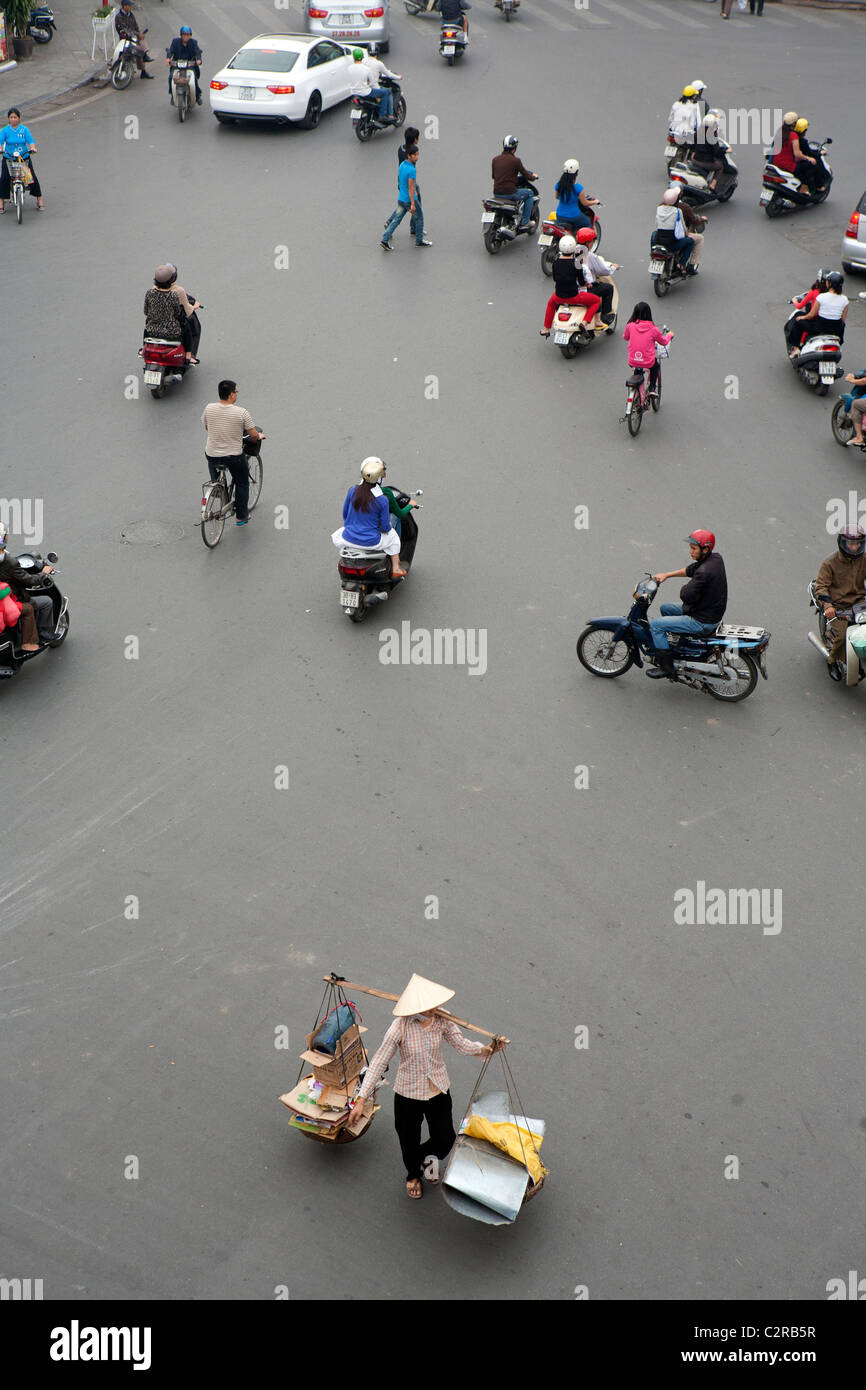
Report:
1,0,865,1304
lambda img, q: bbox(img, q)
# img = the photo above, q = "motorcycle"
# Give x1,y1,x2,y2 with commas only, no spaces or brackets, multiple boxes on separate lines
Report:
405,0,440,11
668,141,738,207
548,276,619,359
648,238,699,298
807,581,866,686
496,0,519,17
760,138,833,217
831,386,866,447
140,299,202,399
110,32,149,91
0,551,69,681
785,305,842,396
170,58,197,122
576,575,770,703
439,19,468,64
538,206,602,275
28,5,56,42
350,75,406,141
337,487,422,624
482,177,539,255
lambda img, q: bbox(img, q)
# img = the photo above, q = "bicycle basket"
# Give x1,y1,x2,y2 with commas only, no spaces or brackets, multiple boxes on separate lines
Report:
7,160,33,186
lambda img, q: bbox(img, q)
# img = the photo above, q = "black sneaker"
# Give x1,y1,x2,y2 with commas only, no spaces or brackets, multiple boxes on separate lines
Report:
140,70,154,79
827,660,844,682
380,239,392,251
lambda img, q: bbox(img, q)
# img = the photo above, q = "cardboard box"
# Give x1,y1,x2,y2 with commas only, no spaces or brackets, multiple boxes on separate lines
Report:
279,1083,344,1126
304,1022,366,1057
300,1037,366,1087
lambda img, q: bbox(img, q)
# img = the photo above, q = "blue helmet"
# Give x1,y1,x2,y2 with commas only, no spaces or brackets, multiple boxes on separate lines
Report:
180,25,192,35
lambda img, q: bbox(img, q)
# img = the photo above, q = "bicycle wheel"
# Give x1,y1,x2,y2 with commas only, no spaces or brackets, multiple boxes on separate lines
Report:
626,400,643,437
14,183,23,225
246,454,263,512
201,483,228,548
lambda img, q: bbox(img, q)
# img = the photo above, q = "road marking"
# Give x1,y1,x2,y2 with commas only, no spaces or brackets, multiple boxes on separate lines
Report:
546,0,611,27
641,0,708,28
593,0,664,31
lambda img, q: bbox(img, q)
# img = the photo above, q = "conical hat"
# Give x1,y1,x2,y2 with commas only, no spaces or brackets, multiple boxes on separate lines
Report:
393,973,455,1017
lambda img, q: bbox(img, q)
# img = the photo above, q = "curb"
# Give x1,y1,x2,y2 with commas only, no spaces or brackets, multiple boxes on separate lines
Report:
14,62,109,117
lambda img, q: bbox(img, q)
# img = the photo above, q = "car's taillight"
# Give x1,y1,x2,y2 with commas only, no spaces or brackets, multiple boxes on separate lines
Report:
210,80,228,90
845,212,860,239
364,6,385,14
267,85,295,94
309,7,328,16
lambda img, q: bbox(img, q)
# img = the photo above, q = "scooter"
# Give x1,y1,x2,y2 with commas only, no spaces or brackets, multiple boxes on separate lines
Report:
0,551,69,681
439,19,468,64
482,177,539,255
547,277,618,359
350,76,406,141
110,33,150,91
140,300,202,399
28,5,56,42
576,575,770,703
496,0,519,18
668,142,738,207
648,240,698,297
538,206,602,275
760,138,833,217
807,582,866,686
337,487,422,624
170,58,198,122
831,386,866,447
785,307,842,396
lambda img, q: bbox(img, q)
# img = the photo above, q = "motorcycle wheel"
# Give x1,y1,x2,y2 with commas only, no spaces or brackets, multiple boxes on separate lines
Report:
201,485,228,549
716,182,736,202
540,244,557,277
246,454,264,512
817,382,830,397
405,1,421,11
150,385,166,399
703,652,758,703
626,401,643,437
347,604,368,623
576,627,635,678
559,340,579,360
483,225,501,255
48,610,69,647
354,116,373,142
111,61,135,91
812,184,831,205
831,399,854,445
392,96,406,129
764,194,785,218
30,25,52,42
653,275,669,298
178,91,186,123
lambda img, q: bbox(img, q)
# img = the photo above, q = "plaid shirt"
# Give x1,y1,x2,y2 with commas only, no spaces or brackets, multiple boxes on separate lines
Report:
357,1015,488,1101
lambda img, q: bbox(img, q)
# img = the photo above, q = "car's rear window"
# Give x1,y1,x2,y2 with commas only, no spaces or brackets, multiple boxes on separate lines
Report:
857,190,866,215
228,48,299,73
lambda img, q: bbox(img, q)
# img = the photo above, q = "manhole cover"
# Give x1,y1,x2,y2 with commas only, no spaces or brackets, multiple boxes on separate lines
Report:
120,521,185,545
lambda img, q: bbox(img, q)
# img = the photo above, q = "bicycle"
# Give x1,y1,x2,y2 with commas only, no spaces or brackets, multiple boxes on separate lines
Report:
200,435,264,548
622,336,670,438
6,156,31,225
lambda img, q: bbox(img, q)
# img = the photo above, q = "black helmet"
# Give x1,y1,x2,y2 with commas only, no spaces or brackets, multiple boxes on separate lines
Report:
502,135,518,152
826,271,845,290
838,525,866,558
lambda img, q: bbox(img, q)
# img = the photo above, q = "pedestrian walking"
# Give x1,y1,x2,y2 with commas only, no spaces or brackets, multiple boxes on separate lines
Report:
381,148,432,250
720,0,734,17
201,381,263,528
397,126,422,238
350,974,504,1200
748,0,764,14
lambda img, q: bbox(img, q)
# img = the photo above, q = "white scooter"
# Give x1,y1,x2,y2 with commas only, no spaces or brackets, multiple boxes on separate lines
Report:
547,276,618,360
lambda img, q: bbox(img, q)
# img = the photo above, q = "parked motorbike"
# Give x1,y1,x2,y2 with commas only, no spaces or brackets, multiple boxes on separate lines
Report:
576,576,770,703
760,138,833,217
110,32,149,90
351,75,406,141
337,488,422,624
538,206,602,275
28,5,56,42
668,142,738,207
648,239,698,297
140,300,202,399
785,307,842,396
439,20,468,64
482,177,539,254
831,387,866,447
0,551,69,681
170,59,197,122
548,276,618,359
807,581,866,686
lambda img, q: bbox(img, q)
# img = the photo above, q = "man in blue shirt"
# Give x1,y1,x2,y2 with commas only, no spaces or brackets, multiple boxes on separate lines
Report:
381,150,432,250
0,108,44,212
165,26,203,106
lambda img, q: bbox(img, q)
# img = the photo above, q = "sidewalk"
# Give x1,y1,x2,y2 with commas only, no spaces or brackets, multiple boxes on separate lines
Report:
0,0,116,113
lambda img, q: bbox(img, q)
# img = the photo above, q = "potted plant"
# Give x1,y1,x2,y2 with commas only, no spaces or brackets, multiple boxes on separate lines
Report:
92,6,113,18
4,0,35,58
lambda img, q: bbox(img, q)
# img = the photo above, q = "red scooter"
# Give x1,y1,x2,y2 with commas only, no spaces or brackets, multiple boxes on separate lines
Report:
539,205,602,275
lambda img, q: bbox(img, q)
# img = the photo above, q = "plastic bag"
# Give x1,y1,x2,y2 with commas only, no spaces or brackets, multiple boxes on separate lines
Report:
312,1002,361,1055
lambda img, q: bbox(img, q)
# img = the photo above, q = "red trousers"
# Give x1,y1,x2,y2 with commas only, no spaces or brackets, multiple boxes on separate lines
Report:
544,291,602,331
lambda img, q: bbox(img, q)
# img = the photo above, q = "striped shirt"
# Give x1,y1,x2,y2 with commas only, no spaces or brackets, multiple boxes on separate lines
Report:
357,1015,488,1102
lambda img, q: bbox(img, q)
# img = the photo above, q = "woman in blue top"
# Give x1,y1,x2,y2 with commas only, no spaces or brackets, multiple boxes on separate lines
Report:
0,108,44,212
554,157,598,234
332,457,416,578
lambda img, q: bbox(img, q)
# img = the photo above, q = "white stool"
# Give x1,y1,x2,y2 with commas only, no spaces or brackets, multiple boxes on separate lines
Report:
91,9,117,62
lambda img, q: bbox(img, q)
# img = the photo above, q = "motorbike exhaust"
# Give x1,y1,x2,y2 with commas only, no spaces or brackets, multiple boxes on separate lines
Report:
807,632,830,658
499,227,517,241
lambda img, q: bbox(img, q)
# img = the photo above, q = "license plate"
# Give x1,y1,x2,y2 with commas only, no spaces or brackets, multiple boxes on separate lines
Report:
481,211,495,223
332,14,361,23
239,86,254,101
443,44,455,53
351,109,361,120
538,234,553,246
143,370,162,385
333,30,361,37
650,260,665,273
665,144,678,157
759,191,771,205
820,364,836,375
553,332,569,345
340,590,360,608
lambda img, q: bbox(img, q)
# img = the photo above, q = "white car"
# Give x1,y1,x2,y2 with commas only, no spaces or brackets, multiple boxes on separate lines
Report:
209,34,354,128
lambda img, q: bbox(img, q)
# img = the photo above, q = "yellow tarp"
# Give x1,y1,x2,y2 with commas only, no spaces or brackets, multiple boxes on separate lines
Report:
461,1116,548,1186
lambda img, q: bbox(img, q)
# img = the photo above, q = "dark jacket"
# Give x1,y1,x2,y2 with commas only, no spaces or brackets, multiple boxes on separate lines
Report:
0,553,42,603
680,551,727,623
816,550,866,612
492,152,532,195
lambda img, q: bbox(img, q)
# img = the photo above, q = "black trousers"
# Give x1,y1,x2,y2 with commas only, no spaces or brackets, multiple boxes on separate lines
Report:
794,158,822,192
394,1090,456,1180
207,453,249,521
0,158,41,199
591,280,614,317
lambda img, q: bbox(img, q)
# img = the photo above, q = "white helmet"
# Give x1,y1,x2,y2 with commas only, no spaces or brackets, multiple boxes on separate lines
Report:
563,158,580,175
701,112,717,129
360,456,386,483
662,186,681,205
690,78,707,92
558,235,578,255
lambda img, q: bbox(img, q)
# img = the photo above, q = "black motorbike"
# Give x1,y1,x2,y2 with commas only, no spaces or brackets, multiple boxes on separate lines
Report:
481,176,539,254
0,551,69,681
350,75,406,142
28,5,56,42
337,488,422,624
648,238,699,297
761,138,833,217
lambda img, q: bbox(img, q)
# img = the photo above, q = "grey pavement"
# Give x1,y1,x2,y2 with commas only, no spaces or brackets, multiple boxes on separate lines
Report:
0,0,107,110
1,0,865,1321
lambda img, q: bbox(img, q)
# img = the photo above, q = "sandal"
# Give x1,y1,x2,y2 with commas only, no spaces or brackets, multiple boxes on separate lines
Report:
186,355,200,365
421,1155,440,1185
539,329,550,337
406,1178,422,1199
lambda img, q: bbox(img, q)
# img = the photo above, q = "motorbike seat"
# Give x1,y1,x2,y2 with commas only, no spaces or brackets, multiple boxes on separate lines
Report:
143,337,183,347
340,547,385,561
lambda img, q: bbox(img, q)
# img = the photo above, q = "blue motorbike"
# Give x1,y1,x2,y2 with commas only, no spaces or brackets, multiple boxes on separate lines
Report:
831,383,866,449
576,575,770,702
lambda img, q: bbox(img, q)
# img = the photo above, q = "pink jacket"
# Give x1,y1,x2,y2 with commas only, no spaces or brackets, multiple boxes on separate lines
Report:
622,320,673,368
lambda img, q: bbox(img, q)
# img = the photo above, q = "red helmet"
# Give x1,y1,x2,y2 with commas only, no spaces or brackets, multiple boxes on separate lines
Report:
576,227,596,245
686,530,715,551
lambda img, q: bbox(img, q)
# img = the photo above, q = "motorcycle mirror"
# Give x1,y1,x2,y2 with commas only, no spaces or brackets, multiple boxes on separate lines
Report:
413,490,423,496
824,137,832,145
46,551,58,563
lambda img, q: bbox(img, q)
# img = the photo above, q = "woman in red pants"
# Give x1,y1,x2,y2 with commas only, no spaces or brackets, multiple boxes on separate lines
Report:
539,235,602,337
